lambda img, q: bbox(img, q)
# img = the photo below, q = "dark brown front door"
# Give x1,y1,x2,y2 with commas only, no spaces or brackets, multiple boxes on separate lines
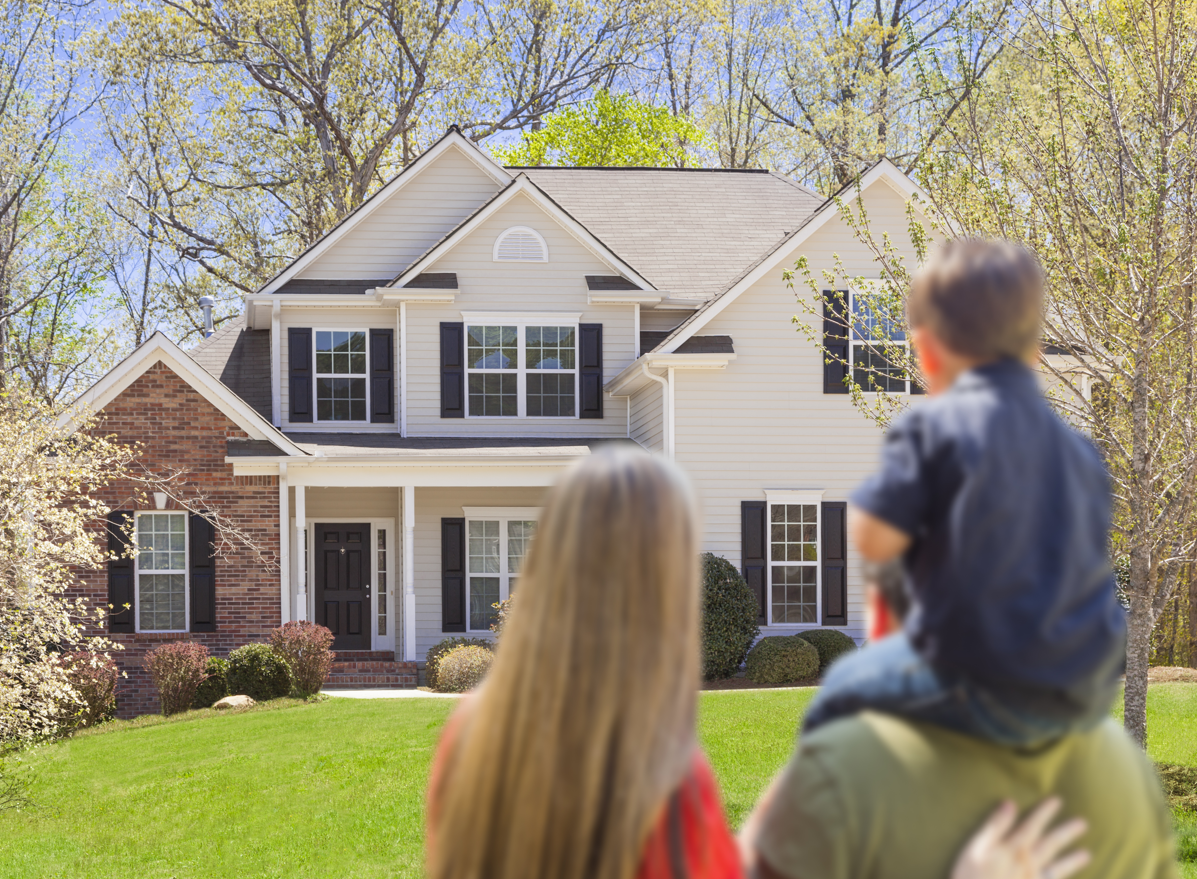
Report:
315,523,370,650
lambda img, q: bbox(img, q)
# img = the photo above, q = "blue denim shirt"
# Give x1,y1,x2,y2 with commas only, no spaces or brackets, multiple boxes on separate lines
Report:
852,359,1126,711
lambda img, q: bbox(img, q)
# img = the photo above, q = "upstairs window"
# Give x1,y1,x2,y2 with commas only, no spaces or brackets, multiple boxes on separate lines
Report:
465,320,577,417
316,330,367,421
850,284,911,393
493,226,548,262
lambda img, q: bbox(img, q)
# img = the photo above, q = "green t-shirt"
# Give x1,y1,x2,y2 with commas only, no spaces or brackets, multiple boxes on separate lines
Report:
754,712,1178,879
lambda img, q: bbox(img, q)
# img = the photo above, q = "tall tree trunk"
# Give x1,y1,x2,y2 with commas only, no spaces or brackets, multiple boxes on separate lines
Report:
1125,586,1153,747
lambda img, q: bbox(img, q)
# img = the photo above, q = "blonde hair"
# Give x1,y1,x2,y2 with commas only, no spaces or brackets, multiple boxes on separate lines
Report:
428,446,701,879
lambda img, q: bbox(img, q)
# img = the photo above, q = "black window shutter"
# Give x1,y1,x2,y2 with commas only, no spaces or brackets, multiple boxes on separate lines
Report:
579,323,603,419
106,511,134,633
189,512,217,632
821,501,848,626
823,290,849,394
369,328,395,423
741,501,768,625
441,518,466,632
440,323,464,419
289,327,313,422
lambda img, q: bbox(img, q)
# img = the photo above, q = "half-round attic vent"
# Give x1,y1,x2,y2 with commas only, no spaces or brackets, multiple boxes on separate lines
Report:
493,226,548,263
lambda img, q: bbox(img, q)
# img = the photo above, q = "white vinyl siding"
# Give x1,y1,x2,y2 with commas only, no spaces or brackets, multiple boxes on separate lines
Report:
668,178,921,642
629,384,664,453
300,147,503,280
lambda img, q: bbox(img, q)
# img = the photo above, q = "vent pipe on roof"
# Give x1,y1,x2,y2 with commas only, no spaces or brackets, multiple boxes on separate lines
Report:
199,296,214,338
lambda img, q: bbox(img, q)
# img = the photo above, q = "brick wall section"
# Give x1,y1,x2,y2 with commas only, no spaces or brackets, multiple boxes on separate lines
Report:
71,361,280,718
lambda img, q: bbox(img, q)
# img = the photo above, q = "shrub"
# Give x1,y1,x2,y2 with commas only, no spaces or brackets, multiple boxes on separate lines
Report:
435,645,494,693
269,621,336,697
60,652,118,729
490,597,513,642
745,636,819,685
426,637,492,690
700,553,761,680
1158,762,1197,813
145,642,209,716
794,629,857,675
192,658,228,709
225,643,291,701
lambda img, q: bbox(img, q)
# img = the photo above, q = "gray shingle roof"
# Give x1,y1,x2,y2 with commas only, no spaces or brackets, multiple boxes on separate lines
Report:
640,332,734,356
518,168,824,299
189,312,272,421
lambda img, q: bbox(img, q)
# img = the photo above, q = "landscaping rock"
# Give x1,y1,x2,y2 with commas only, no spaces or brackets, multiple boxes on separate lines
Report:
214,694,255,710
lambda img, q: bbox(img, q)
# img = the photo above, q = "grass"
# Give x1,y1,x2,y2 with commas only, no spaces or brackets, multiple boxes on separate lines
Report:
0,684,1189,879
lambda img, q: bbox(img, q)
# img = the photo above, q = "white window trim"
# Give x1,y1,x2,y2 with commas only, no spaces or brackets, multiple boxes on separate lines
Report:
313,328,371,424
462,507,541,633
763,490,825,628
493,225,549,263
848,282,912,395
461,317,581,419
133,510,189,634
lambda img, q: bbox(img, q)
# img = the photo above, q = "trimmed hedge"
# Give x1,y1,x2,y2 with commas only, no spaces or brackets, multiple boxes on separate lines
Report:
270,621,336,697
192,657,228,709
145,642,209,716
745,636,819,685
426,637,492,691
435,645,494,693
794,629,857,674
225,643,291,702
700,553,760,680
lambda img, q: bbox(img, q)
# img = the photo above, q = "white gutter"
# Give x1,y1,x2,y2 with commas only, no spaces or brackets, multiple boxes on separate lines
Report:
639,360,673,459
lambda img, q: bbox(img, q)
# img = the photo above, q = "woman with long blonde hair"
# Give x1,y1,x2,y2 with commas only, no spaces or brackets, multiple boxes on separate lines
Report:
427,445,732,879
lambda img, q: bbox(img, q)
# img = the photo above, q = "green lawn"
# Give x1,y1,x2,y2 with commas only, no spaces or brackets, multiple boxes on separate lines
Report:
0,684,1190,879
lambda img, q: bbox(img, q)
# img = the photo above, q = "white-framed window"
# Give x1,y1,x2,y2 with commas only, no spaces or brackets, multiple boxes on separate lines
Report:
493,226,548,262
849,283,911,393
135,511,188,632
765,492,822,626
462,313,579,418
315,329,369,421
462,507,540,632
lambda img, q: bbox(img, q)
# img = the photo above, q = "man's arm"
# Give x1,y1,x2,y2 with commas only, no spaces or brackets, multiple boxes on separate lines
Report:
849,505,911,562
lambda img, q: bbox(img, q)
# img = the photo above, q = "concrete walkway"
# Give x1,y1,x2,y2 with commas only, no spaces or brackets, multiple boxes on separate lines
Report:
324,688,460,699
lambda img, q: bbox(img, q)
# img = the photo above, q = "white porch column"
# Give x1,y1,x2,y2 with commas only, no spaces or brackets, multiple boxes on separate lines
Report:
278,462,290,623
403,484,416,661
294,483,307,621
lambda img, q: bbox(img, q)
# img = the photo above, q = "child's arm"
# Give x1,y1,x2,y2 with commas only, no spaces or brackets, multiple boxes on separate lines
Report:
849,505,911,562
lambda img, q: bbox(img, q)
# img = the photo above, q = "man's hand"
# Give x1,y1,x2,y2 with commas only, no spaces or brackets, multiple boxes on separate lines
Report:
849,506,911,562
951,798,1090,879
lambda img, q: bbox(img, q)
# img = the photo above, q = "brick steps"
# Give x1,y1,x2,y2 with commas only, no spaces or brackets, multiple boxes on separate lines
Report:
323,651,417,689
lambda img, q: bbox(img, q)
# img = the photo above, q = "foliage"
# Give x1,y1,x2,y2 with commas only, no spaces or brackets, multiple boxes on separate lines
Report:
145,642,209,716
433,645,495,693
699,552,760,680
59,652,118,730
269,622,336,698
192,658,228,710
744,636,819,685
425,637,492,691
489,598,513,642
0,390,135,748
794,629,857,675
494,90,710,167
225,644,292,702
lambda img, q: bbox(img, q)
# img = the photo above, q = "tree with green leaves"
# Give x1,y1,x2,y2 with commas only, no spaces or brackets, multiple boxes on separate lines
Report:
492,90,710,167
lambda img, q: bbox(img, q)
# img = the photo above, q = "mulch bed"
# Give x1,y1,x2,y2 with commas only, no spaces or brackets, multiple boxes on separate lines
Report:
1148,666,1197,683
1157,763,1197,812
702,673,820,691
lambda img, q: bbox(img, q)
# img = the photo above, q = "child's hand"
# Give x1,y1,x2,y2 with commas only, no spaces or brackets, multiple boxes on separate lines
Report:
951,797,1090,879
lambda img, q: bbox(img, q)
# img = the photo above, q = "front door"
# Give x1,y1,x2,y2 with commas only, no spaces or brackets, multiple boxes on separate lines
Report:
314,523,371,650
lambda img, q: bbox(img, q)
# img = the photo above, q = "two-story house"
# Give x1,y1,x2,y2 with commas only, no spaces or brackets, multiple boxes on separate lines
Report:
67,128,925,715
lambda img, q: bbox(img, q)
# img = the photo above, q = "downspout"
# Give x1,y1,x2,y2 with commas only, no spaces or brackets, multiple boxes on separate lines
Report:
640,360,672,458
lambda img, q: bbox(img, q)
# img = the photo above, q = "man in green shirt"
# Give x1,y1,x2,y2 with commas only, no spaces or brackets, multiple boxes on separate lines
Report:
742,564,1179,879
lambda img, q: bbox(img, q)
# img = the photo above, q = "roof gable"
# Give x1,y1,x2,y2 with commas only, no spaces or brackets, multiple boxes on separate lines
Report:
61,332,306,456
259,129,510,294
390,174,655,290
